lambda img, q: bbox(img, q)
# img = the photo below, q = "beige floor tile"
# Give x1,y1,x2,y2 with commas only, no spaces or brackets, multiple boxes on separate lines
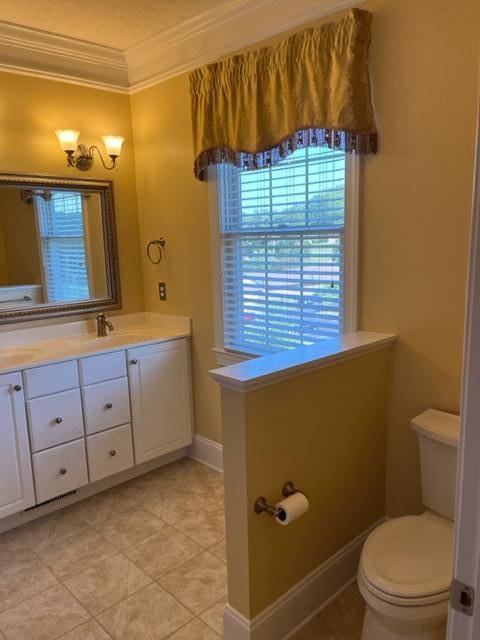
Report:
154,459,211,485
96,583,193,640
200,598,226,635
183,474,224,505
159,552,228,615
0,583,89,640
176,459,221,485
39,530,117,580
64,554,152,616
168,618,220,639
290,583,365,640
94,506,166,550
116,472,183,504
0,528,32,558
59,619,112,639
143,487,217,525
124,527,203,579
17,509,92,555
208,539,227,563
173,507,226,548
71,489,137,527
0,545,58,613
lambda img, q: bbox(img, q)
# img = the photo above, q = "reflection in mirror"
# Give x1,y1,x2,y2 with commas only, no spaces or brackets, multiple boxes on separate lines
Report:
0,188,106,306
0,175,120,323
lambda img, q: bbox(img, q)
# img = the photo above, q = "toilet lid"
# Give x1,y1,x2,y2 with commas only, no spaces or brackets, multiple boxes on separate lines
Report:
361,515,453,599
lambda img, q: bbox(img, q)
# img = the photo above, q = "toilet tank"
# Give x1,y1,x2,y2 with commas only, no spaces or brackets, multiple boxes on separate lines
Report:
411,409,460,520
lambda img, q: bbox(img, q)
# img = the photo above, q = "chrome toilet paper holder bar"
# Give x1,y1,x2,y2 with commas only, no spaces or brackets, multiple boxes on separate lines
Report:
254,481,306,517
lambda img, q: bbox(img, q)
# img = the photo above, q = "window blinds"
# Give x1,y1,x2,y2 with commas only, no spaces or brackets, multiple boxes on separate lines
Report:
35,191,90,303
217,146,346,355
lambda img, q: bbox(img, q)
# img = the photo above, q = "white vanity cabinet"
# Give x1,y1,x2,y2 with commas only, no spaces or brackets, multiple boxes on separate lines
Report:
0,372,35,517
128,338,194,464
0,335,193,520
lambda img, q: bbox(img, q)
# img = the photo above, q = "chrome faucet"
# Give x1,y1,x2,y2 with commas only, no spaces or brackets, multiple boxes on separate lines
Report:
96,313,114,337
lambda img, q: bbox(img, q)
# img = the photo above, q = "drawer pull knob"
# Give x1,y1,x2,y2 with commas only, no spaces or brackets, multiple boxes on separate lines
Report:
105,402,113,409
110,450,117,457
13,384,22,392
55,417,63,424
130,359,138,365
59,468,67,475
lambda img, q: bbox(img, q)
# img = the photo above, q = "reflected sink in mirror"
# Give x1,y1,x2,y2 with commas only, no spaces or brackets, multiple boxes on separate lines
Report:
0,348,44,366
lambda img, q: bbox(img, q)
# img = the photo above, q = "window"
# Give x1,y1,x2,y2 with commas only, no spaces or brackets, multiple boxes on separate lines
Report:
35,191,91,303
211,146,358,358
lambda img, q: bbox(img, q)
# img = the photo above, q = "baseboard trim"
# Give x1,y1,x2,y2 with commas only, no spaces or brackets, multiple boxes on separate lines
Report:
224,518,383,640
188,434,224,472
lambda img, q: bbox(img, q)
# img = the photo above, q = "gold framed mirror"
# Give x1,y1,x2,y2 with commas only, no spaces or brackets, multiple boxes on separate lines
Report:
0,173,121,323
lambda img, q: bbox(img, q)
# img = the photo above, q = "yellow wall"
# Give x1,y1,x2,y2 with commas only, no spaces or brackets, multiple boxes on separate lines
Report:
221,348,391,617
84,194,108,299
361,0,478,515
131,76,221,442
0,72,143,314
131,0,478,517
0,189,42,286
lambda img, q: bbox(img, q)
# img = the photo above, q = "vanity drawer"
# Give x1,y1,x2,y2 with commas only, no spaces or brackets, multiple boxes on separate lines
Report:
86,423,134,482
79,351,127,386
27,388,84,452
32,439,88,503
82,377,131,435
23,360,79,399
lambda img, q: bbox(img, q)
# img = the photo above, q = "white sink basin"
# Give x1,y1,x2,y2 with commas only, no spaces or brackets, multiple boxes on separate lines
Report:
0,348,44,366
82,332,153,348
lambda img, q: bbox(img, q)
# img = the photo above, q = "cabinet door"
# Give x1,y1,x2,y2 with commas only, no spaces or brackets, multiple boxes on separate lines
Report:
128,339,194,464
0,372,35,517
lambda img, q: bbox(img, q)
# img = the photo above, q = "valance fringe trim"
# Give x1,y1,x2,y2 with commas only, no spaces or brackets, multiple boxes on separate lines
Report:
194,127,377,180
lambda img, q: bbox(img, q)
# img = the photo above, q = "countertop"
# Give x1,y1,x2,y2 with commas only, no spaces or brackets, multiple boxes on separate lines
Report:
0,313,191,375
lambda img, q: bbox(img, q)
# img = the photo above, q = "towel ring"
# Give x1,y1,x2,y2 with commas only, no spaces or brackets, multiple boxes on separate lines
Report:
147,238,166,265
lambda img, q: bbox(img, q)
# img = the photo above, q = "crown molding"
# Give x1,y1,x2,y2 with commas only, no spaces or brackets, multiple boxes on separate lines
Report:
126,0,364,93
0,0,364,94
0,20,129,91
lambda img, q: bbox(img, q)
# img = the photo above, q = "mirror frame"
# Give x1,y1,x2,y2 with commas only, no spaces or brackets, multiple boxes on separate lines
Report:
0,172,121,324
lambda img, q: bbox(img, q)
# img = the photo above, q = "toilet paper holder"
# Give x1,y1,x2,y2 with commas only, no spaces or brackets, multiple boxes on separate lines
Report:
254,481,306,517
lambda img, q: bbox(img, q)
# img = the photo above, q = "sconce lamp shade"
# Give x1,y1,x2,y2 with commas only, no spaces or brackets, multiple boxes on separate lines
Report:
102,135,124,158
55,129,80,152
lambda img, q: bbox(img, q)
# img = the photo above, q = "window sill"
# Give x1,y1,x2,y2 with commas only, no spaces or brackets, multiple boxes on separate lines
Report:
209,331,396,392
212,347,257,367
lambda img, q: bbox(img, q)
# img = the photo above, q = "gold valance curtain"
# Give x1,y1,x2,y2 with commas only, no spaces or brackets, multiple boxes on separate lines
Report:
189,9,377,181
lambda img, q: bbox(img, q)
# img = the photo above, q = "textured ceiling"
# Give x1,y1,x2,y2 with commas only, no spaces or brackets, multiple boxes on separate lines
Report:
0,0,226,49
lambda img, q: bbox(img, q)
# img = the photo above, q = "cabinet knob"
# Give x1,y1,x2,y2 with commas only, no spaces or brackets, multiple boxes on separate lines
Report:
13,384,22,392
110,450,117,457
130,359,138,365
105,402,113,410
55,417,63,424
59,468,67,475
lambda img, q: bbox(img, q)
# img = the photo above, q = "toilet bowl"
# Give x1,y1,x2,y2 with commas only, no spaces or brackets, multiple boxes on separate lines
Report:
358,409,460,640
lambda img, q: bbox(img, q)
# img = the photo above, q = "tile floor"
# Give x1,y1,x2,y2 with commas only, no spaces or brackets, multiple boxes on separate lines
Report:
291,582,365,639
0,458,226,640
0,457,364,640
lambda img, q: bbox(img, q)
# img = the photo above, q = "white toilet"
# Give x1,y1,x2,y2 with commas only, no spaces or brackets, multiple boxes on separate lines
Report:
358,409,460,640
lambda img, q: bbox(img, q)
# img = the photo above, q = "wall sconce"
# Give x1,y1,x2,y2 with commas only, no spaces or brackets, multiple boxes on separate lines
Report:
55,130,124,171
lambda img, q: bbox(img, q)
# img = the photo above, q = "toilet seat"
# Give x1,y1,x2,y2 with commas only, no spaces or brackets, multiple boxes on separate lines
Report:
360,513,453,606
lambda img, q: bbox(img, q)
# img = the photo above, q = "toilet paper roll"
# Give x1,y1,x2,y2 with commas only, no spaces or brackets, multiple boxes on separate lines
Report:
275,492,309,526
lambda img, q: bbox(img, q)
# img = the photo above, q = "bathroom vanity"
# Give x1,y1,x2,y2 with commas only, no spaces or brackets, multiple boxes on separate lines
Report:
0,315,193,521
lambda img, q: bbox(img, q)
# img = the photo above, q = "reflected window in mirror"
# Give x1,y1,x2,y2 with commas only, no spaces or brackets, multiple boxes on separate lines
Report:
32,190,107,303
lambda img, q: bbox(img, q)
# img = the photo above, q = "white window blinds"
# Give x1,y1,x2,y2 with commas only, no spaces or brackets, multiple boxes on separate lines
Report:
217,146,347,355
35,191,90,303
